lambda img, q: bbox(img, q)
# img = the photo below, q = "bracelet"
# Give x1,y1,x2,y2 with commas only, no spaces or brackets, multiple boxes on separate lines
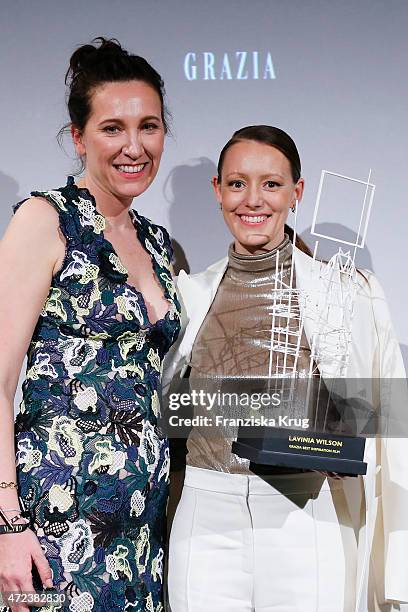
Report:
0,481,17,489
1,509,21,513
0,521,29,535
0,505,29,534
0,506,23,527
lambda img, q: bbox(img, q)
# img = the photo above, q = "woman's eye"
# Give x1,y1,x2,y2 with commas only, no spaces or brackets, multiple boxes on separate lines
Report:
265,181,279,188
229,180,244,189
143,122,159,131
103,125,120,134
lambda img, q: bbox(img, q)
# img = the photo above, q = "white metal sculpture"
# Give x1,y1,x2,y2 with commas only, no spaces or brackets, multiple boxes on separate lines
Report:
267,170,376,425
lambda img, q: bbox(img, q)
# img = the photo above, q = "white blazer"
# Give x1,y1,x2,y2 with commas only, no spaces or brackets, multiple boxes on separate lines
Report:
163,246,408,611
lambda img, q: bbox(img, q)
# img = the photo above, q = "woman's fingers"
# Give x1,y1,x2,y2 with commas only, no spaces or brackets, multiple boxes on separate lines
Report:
312,469,348,479
31,545,53,590
3,581,30,612
19,574,49,609
0,530,52,610
15,577,35,612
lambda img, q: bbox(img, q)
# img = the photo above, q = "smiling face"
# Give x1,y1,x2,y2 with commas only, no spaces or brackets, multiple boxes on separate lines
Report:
212,140,304,255
72,80,165,205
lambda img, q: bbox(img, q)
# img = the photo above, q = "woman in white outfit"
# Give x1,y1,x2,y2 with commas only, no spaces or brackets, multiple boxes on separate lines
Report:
164,126,408,612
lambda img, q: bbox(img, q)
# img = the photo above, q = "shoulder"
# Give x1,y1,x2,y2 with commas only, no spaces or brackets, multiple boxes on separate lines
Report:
356,269,394,326
13,177,74,220
176,255,228,298
1,194,64,272
189,256,229,281
10,196,60,235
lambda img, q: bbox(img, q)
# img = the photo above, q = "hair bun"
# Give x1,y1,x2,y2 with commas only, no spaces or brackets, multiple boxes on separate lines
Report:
66,38,127,84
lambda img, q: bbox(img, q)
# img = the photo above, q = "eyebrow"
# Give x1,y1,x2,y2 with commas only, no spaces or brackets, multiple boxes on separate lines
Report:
225,172,286,180
98,115,162,125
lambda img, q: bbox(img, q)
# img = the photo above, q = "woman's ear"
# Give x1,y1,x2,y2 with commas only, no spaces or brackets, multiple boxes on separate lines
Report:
71,125,86,157
211,176,222,206
294,177,305,205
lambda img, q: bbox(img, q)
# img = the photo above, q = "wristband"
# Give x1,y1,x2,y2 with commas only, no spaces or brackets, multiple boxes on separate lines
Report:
0,521,29,534
0,505,30,533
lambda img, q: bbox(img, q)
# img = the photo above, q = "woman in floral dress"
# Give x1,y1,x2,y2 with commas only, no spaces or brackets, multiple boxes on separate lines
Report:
0,38,180,612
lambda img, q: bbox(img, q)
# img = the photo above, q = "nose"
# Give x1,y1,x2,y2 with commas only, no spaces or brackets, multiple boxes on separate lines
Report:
122,131,144,158
246,184,263,208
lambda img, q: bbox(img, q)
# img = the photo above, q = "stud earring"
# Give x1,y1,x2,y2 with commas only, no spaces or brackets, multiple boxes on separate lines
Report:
291,199,298,213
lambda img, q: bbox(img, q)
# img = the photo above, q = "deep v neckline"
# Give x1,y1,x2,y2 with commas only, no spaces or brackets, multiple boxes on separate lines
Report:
73,182,171,327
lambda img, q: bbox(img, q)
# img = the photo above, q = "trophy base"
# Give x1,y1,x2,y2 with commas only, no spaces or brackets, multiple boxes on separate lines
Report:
232,427,367,476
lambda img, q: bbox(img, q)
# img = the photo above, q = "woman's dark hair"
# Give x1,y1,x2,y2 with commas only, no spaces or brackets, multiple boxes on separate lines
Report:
217,125,312,256
217,125,301,183
61,37,170,136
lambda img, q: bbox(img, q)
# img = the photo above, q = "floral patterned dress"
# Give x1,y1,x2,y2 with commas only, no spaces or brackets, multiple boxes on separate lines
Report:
12,177,180,612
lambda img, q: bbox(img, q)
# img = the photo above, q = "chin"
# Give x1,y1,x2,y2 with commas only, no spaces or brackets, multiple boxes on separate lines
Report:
239,234,271,247
116,182,147,199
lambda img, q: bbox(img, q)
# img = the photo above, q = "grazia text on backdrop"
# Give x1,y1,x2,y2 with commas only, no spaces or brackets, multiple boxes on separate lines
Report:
183,51,276,80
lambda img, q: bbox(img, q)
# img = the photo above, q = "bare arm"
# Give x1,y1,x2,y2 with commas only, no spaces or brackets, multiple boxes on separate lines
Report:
0,197,64,608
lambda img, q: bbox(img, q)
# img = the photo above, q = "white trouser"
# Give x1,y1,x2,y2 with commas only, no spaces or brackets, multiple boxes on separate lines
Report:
168,466,358,612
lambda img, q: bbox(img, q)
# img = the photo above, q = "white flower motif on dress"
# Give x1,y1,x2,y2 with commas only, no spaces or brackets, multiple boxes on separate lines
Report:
49,484,75,512
73,387,98,412
88,439,126,475
159,272,176,298
26,352,58,380
60,250,90,282
158,446,170,483
116,288,144,324
72,196,106,234
60,338,101,377
151,390,160,418
43,190,68,211
117,331,146,360
130,490,146,517
78,265,99,286
147,348,161,372
70,281,101,317
38,604,63,612
148,226,164,247
106,544,133,581
60,519,94,572
111,359,145,380
139,421,160,474
146,593,164,612
48,416,84,466
145,239,166,268
135,524,150,575
167,301,180,321
151,548,164,582
16,437,42,472
69,592,94,612
42,288,67,321
108,253,128,275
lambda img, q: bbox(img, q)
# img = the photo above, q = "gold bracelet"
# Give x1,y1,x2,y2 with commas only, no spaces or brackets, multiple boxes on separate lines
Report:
0,482,17,489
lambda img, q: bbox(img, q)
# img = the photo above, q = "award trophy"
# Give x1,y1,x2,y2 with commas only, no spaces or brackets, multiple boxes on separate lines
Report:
232,169,376,475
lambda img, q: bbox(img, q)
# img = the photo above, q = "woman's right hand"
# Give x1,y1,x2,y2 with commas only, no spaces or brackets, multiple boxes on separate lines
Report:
0,528,53,611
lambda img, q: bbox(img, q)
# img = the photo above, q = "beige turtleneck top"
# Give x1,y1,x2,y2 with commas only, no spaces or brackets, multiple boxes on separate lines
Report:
187,236,317,474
